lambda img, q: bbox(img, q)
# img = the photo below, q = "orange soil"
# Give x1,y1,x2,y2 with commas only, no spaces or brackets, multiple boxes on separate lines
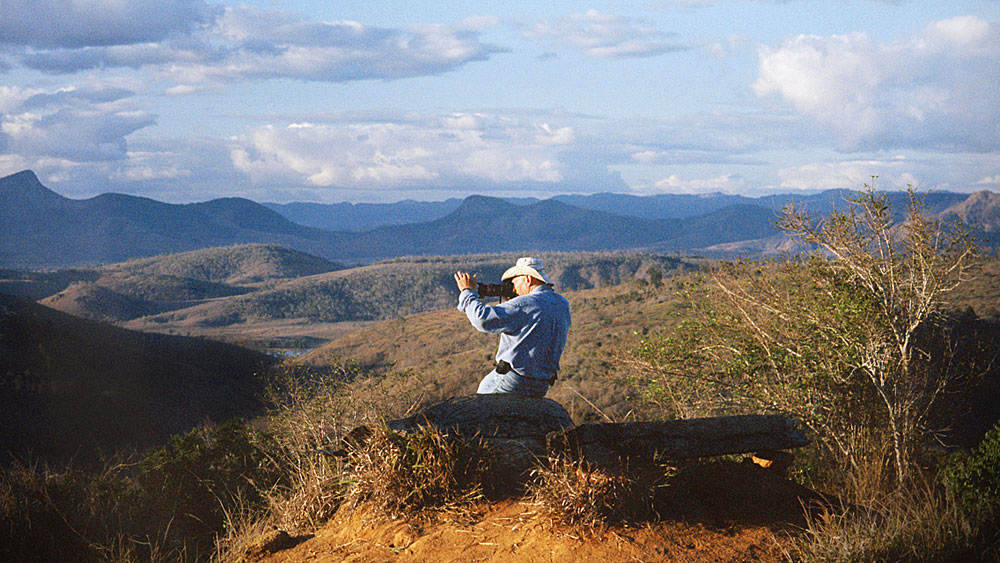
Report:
258,459,825,563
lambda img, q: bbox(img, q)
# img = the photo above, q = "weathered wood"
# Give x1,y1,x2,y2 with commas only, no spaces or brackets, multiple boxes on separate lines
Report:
547,414,810,468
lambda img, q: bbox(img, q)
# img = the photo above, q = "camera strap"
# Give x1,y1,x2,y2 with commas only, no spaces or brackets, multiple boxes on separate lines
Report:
495,360,556,386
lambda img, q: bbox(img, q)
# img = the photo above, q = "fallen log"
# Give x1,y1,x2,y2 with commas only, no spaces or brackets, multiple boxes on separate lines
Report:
547,414,810,468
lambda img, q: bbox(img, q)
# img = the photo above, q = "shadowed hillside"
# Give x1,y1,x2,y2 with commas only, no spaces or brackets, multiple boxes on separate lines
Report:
0,293,274,463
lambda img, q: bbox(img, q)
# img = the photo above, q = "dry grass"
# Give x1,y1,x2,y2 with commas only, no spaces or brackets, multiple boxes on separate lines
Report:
211,495,278,563
0,456,183,563
783,434,998,563
529,455,668,527
345,425,490,519
788,480,994,562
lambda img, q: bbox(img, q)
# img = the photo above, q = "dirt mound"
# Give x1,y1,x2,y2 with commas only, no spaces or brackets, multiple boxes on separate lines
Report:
256,459,824,563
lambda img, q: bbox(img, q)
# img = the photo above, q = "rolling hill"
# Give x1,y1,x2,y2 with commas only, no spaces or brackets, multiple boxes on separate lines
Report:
118,251,697,342
105,243,345,285
263,199,466,231
325,196,783,261
4,170,771,267
30,244,343,323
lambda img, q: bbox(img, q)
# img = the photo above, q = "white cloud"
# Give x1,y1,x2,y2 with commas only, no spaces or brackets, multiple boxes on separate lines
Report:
753,16,1000,152
645,173,749,195
0,86,42,113
229,112,577,190
535,123,574,145
524,10,687,58
0,83,154,163
10,5,503,85
774,156,971,192
164,84,205,96
109,159,191,182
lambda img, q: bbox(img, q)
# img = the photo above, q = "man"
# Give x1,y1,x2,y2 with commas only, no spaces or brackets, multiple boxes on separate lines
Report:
454,257,571,397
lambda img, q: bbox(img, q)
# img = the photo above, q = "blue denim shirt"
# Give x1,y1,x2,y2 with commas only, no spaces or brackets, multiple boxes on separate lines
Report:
457,285,571,381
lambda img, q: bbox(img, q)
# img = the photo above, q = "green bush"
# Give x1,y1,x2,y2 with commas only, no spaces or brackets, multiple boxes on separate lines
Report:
944,421,1000,512
138,419,283,551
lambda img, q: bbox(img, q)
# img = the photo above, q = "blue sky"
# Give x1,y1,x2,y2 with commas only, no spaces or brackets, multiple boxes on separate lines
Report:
1,1,997,203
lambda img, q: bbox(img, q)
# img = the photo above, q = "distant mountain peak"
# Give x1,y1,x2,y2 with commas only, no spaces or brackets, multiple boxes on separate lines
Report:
450,194,516,216
939,190,1000,232
0,169,67,206
2,169,40,184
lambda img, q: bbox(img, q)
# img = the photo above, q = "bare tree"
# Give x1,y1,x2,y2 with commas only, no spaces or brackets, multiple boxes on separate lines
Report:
777,184,976,483
631,184,978,486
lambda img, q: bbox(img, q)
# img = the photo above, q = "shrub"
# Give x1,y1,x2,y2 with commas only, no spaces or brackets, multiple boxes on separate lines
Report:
138,419,281,551
631,185,980,487
944,421,1000,513
0,457,177,563
790,479,987,562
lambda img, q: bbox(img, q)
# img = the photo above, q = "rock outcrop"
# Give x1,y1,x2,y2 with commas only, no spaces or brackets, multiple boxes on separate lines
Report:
547,414,810,468
341,395,809,483
386,394,574,481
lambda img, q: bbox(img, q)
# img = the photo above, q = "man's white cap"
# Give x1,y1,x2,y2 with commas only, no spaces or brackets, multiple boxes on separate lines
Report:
502,256,552,284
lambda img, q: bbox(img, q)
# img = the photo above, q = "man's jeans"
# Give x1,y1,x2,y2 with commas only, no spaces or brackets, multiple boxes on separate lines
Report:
476,369,549,398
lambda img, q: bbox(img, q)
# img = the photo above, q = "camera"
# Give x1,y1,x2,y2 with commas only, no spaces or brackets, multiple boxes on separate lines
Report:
477,280,516,300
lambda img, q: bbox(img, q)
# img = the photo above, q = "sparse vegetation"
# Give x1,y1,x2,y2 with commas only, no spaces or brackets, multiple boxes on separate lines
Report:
631,185,1000,559
4,210,1000,560
529,456,665,527
789,479,991,562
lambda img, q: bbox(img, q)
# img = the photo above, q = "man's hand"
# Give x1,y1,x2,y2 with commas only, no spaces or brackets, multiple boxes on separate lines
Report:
454,271,477,292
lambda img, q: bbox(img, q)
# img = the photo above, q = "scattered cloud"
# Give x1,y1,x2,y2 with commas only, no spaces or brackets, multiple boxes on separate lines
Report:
229,112,578,191
3,5,503,85
647,173,749,194
0,83,154,163
0,0,216,49
0,7,995,203
164,84,207,96
777,160,904,192
753,16,1000,152
523,10,688,58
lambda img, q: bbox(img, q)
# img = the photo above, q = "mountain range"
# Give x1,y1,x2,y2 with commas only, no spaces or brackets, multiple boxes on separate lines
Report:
0,170,345,268
3,169,997,270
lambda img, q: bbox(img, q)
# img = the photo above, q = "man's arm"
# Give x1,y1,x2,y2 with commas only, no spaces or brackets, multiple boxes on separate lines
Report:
455,270,524,334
